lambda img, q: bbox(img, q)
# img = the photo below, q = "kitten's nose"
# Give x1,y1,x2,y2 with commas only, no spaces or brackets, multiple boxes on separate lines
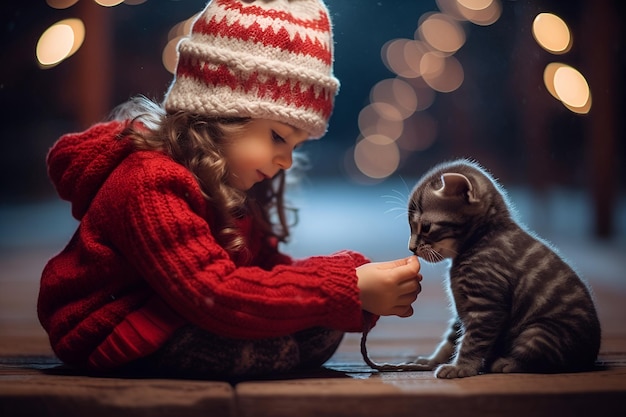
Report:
408,236,417,254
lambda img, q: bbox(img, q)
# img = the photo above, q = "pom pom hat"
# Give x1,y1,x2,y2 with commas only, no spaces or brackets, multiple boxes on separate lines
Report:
164,0,340,139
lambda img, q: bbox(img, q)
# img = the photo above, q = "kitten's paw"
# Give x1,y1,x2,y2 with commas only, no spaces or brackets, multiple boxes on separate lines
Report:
435,364,479,379
490,357,523,373
413,356,438,370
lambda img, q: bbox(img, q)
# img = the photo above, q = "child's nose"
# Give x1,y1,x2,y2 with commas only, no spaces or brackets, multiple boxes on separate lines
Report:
274,151,293,170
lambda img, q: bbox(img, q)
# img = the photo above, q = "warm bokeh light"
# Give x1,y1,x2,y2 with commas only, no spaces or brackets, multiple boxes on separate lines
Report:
164,14,199,74
562,96,592,115
46,0,79,9
554,65,591,110
420,51,445,81
405,78,437,111
358,104,404,139
37,25,73,67
437,0,502,24
382,39,421,78
36,19,85,68
457,0,493,11
95,0,125,6
403,40,431,79
370,78,418,120
358,105,381,137
354,138,401,179
543,62,563,100
361,134,395,146
532,13,572,54
457,0,501,26
374,116,405,141
168,14,199,40
418,13,466,54
163,36,182,74
422,54,464,93
435,0,465,21
355,0,503,182
543,63,591,114
370,102,404,122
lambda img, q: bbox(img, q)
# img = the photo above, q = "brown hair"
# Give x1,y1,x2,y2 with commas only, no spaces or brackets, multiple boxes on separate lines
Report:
110,96,299,258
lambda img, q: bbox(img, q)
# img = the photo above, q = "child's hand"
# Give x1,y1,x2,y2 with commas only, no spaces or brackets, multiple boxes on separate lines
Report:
356,256,422,317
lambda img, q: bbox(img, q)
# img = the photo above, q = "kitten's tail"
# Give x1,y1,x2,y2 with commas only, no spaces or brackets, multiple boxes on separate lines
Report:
361,314,431,372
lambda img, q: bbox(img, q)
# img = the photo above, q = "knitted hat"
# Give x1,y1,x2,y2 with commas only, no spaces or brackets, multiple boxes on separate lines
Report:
164,0,340,139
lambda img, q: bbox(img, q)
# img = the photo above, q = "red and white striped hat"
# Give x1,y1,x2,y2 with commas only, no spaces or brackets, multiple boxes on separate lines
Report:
164,0,340,139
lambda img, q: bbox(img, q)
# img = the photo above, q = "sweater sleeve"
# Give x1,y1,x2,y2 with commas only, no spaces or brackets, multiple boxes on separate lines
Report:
104,154,367,339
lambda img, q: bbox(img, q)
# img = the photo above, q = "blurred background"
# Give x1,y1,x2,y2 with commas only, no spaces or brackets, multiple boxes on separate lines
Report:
0,0,625,337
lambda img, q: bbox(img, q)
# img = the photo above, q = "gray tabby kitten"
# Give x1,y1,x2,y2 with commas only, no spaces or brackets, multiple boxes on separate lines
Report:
408,159,601,379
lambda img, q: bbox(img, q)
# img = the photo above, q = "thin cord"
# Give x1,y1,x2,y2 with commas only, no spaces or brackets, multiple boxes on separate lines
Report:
360,313,432,372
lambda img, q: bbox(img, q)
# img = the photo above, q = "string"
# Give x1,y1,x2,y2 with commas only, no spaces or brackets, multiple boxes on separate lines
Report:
360,313,431,372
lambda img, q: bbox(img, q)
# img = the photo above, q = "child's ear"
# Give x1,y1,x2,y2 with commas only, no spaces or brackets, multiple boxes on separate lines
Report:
435,173,479,203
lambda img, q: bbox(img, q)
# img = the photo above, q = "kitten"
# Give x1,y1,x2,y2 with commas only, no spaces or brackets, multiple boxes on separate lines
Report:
406,159,601,379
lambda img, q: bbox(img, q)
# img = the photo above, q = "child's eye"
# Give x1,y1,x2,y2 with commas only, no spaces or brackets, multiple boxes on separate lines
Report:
272,131,286,144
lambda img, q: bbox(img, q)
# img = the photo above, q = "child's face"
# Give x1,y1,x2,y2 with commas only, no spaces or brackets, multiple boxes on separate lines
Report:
224,118,309,191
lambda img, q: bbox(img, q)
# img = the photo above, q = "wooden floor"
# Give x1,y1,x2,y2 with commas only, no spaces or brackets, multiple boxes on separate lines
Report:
2,326,625,417
2,188,626,416
2,264,625,417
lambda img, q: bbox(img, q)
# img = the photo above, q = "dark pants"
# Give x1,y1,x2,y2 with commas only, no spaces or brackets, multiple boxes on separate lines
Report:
135,325,344,380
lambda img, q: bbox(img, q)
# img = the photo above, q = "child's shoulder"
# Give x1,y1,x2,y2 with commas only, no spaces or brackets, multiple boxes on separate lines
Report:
112,150,199,196
124,149,187,175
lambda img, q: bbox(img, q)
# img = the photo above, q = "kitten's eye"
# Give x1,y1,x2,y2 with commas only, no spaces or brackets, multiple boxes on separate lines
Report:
272,131,286,144
421,222,431,234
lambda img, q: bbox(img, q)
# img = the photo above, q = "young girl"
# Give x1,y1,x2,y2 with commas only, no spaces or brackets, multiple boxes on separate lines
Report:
37,0,422,379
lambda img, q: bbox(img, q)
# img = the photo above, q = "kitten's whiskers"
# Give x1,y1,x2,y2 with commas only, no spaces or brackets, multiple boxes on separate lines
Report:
382,189,409,219
418,244,444,263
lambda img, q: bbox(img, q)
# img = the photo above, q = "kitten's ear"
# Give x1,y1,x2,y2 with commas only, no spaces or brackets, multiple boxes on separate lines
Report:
435,173,479,203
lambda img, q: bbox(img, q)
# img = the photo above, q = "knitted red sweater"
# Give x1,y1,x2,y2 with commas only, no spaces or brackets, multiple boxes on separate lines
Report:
38,121,371,370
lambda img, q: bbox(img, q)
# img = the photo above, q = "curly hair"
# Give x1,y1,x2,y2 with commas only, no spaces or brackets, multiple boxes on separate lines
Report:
109,96,300,258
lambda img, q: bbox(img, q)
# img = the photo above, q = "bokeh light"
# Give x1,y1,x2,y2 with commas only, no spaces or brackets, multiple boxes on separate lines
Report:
554,65,591,110
358,104,404,139
162,37,182,74
36,19,85,68
370,78,418,120
46,0,79,9
422,54,464,93
405,78,437,111
354,0,502,181
403,40,431,78
418,13,466,54
354,138,401,179
457,0,494,11
163,14,200,74
382,39,422,78
434,0,502,26
457,0,501,25
370,102,404,122
543,62,563,100
435,0,465,20
95,0,125,6
543,63,591,114
420,52,445,81
532,13,572,54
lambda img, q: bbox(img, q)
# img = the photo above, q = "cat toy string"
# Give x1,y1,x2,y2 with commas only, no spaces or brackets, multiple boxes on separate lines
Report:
360,313,431,372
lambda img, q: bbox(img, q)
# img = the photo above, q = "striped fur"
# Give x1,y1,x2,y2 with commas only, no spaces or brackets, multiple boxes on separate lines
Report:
408,160,601,379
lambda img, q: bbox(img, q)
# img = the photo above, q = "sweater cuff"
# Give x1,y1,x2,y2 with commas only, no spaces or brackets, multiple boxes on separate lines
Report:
87,296,186,370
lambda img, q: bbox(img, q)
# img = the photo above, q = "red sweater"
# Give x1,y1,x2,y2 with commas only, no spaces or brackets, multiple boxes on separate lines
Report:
38,121,371,371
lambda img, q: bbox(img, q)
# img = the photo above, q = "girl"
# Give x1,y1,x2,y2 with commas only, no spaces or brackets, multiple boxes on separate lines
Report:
37,0,422,379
